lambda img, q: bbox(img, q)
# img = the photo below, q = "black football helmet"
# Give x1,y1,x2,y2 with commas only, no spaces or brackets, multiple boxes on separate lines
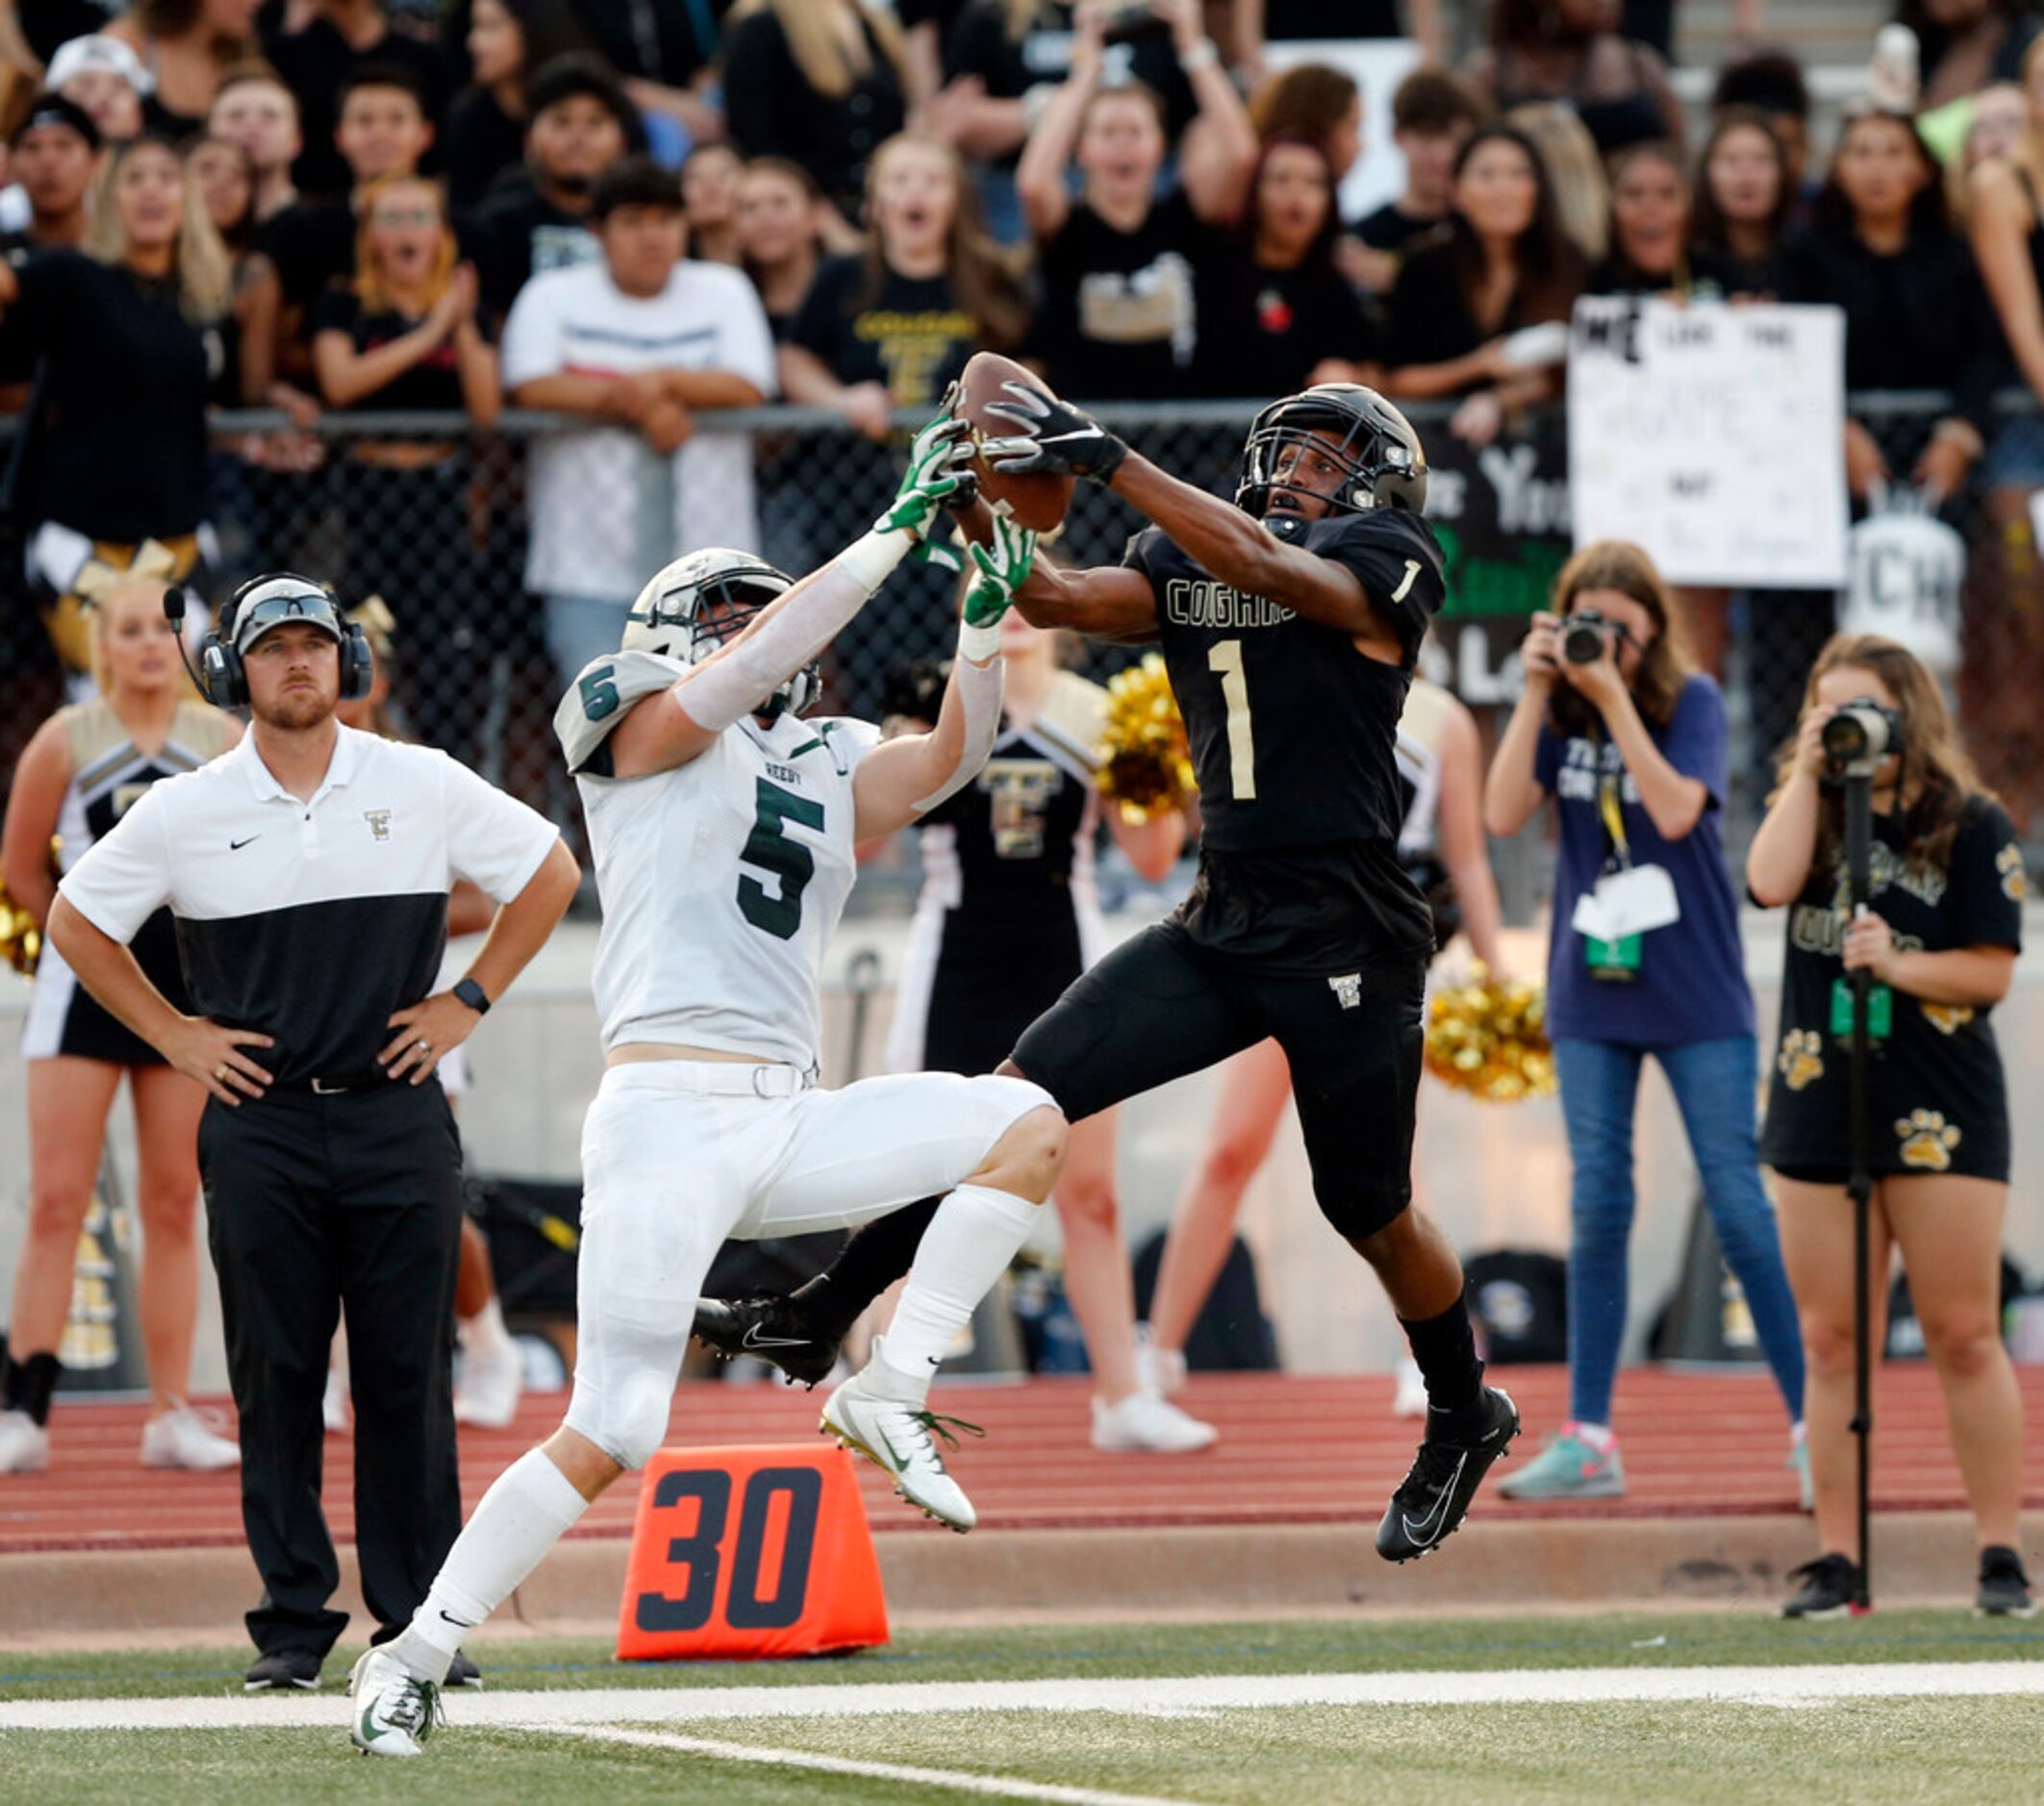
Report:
621,547,816,719
1235,383,1428,521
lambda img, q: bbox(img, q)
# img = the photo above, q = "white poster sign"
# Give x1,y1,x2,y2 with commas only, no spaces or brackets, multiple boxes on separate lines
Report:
1566,298,1849,589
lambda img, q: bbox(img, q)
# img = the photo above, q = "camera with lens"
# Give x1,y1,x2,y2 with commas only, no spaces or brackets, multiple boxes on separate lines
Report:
1821,697,1904,772
1562,609,1613,665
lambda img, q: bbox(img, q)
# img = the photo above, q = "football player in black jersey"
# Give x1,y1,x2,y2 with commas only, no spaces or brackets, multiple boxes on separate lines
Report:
694,382,1518,1562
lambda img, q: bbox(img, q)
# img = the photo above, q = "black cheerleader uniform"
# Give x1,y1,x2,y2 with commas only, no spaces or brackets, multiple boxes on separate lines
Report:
887,670,1109,1079
1760,796,2025,1184
21,698,236,1066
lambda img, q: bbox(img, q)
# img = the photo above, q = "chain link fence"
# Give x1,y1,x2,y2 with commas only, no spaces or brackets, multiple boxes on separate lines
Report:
2,391,2035,916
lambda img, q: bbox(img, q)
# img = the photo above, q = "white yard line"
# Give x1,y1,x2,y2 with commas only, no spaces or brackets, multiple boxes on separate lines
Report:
542,1723,1204,1806
7,1662,2044,1732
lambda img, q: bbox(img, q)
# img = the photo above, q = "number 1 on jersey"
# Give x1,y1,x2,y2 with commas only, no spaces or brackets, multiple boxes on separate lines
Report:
1208,639,1256,802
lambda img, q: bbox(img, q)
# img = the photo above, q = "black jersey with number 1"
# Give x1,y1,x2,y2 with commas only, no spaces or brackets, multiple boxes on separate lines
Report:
1121,507,1446,971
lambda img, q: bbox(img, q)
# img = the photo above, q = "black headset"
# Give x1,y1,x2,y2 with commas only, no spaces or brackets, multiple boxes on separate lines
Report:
165,574,374,708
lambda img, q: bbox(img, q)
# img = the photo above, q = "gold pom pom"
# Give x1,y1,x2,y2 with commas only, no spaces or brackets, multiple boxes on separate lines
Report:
1096,653,1196,822
0,877,40,979
1425,966,1556,1103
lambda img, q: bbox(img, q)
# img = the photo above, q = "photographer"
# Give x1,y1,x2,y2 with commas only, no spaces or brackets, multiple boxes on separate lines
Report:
1484,540,1805,1503
1749,634,2031,1619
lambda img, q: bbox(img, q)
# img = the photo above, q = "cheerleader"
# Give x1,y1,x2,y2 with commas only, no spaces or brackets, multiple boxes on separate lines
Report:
0,580,240,1472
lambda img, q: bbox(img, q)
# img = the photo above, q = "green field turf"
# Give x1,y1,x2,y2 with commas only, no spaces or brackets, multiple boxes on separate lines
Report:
4,1612,2041,1805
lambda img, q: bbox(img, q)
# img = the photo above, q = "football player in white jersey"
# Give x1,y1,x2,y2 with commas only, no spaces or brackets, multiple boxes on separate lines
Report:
349,416,1061,1756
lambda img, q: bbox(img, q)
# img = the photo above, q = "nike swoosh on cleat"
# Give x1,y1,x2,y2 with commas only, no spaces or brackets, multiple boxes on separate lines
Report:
1400,1451,1469,1547
742,1324,812,1350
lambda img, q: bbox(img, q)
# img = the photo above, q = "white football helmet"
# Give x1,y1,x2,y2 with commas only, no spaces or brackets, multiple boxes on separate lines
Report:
621,547,817,719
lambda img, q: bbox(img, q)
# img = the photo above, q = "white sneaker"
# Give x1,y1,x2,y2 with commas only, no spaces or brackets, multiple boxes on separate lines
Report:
348,1647,442,1758
139,1404,240,1471
1132,1323,1188,1397
452,1338,522,1430
1392,1358,1428,1418
820,1340,978,1532
322,1367,349,1436
1091,1389,1219,1453
0,1408,49,1474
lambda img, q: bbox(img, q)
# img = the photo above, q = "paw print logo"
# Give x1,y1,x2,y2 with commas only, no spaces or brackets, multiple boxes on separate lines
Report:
1895,1109,1962,1170
1777,1028,1824,1091
1921,1002,1975,1037
1997,844,2027,902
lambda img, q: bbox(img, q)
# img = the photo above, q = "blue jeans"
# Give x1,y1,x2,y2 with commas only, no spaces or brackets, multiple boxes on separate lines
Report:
1550,1035,1805,1427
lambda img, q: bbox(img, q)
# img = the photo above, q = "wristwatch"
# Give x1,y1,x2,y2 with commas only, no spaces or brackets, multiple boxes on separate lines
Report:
453,976,492,1016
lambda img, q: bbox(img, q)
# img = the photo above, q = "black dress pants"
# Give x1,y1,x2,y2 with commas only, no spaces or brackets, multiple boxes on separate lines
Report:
199,1081,466,1658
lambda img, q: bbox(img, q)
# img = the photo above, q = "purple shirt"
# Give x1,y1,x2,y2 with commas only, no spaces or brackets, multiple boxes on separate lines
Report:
1533,675,1755,1047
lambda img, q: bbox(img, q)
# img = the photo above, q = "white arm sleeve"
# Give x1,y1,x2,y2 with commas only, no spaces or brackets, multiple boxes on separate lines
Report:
672,527,913,734
909,637,1004,815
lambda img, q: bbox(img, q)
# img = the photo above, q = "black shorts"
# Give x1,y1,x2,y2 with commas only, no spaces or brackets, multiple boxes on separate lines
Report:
1011,921,1426,1240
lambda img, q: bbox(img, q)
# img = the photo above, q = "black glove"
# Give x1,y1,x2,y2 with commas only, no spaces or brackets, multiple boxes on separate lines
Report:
980,380,1129,484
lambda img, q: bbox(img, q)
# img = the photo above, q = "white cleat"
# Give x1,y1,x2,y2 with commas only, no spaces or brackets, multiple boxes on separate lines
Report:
348,1647,442,1758
452,1338,522,1430
0,1408,49,1474
820,1344,978,1532
1392,1358,1429,1419
1131,1324,1188,1397
140,1404,240,1471
1091,1389,1219,1453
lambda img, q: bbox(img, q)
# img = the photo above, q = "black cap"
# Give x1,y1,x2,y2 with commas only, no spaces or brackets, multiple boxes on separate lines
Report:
10,92,102,153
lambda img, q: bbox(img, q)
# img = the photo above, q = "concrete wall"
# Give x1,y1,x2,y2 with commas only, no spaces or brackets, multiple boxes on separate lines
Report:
4,906,2039,1392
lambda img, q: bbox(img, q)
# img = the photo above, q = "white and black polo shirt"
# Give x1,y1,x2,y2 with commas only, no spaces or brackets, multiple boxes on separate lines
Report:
58,726,560,1086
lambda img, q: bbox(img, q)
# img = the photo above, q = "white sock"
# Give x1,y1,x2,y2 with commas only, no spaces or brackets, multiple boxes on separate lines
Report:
393,1448,589,1682
1568,1419,1616,1452
459,1296,510,1359
871,1184,1039,1400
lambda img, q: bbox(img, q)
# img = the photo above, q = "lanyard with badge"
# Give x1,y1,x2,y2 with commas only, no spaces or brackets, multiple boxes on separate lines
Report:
1569,735,1681,980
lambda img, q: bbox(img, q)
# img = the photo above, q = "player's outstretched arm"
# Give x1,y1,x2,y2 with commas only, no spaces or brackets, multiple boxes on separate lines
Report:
853,515,1037,840
981,384,1397,657
949,491,1160,644
604,414,974,781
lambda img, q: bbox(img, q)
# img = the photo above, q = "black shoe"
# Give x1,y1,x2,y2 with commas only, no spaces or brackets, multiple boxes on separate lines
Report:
445,1650,484,1688
1977,1545,2036,1618
1782,1553,1864,1618
243,1648,322,1692
691,1293,840,1389
1375,1385,1519,1564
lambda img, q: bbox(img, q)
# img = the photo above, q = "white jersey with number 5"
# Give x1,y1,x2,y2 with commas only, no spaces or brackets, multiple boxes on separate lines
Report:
554,650,880,1066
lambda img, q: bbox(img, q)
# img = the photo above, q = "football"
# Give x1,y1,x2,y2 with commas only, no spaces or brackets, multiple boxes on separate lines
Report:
955,351,1075,535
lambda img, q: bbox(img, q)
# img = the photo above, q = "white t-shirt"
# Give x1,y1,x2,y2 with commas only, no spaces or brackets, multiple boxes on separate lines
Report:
502,259,778,602
555,654,879,1066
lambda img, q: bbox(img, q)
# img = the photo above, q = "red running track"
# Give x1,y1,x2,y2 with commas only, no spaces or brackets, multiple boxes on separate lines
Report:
2,1366,2040,1555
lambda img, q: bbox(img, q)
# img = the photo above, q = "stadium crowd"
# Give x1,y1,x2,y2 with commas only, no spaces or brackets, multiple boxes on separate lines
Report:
0,2,2038,822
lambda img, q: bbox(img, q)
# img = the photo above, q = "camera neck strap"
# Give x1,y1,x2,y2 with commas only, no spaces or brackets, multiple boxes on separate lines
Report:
1594,730,1632,871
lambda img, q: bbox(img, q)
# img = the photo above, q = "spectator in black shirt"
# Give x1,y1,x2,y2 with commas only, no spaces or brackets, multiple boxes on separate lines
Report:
208,64,304,222
1466,0,1681,157
1904,0,2042,112
1587,138,1689,296
442,0,595,208
2,95,97,261
0,135,232,685
1248,62,1359,188
681,139,743,266
1383,123,1582,445
561,0,723,148
185,132,284,404
262,0,458,199
1777,107,1994,512
102,0,263,141
1016,0,1255,402
1710,49,1813,207
784,130,1026,434
1196,134,1380,399
315,172,499,756
465,52,639,321
261,63,436,365
722,0,909,232
1352,68,1492,292
736,154,824,337
1688,106,1791,298
46,32,151,144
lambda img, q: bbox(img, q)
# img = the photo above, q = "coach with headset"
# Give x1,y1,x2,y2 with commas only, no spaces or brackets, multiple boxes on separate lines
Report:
47,574,580,1691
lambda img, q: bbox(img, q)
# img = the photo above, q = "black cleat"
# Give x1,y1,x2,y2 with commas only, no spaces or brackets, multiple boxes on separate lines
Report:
1782,1553,1864,1618
244,1647,322,1692
1375,1385,1519,1564
691,1294,841,1389
1977,1545,2036,1618
446,1650,484,1688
